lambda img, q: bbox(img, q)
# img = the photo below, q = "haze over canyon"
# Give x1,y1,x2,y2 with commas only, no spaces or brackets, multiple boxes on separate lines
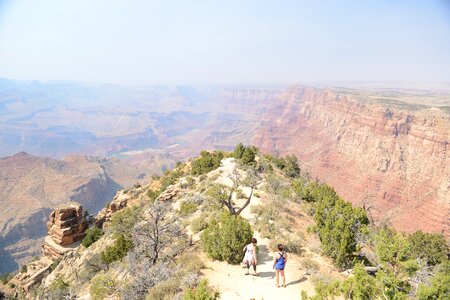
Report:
1,78,449,273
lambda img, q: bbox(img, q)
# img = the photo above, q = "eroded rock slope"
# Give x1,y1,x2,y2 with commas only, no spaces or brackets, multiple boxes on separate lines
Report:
254,87,450,237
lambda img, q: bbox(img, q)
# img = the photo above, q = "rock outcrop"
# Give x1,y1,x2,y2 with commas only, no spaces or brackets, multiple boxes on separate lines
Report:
7,256,54,292
42,202,87,260
95,193,129,228
46,202,87,246
6,202,87,294
156,184,180,202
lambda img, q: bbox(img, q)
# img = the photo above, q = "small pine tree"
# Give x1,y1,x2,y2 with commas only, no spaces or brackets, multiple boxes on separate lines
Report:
183,279,219,300
82,227,103,248
201,212,253,264
90,274,116,300
417,266,450,300
342,262,377,299
408,231,449,266
233,143,245,159
101,235,132,265
191,151,223,175
241,147,256,165
283,155,301,178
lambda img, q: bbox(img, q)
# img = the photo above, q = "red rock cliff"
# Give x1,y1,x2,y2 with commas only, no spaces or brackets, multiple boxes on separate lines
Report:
254,86,450,237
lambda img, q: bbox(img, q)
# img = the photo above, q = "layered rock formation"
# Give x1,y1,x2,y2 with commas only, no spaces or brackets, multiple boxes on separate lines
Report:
43,202,87,259
46,202,87,245
253,86,450,237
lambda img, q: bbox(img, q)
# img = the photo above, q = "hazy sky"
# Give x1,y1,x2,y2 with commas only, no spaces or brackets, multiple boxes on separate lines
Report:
0,0,449,85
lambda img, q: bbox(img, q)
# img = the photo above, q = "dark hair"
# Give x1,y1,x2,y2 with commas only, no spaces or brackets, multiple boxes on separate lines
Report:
251,237,257,244
278,244,284,251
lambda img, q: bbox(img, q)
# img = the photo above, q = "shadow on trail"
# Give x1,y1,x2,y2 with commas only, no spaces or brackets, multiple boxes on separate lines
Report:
286,277,307,286
256,271,275,278
258,245,272,263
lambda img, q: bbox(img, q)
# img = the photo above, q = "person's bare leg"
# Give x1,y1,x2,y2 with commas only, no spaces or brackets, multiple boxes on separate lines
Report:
253,263,257,275
245,262,250,275
281,270,285,287
275,270,280,287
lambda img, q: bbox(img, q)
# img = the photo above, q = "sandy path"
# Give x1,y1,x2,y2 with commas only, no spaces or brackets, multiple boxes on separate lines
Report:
202,158,316,300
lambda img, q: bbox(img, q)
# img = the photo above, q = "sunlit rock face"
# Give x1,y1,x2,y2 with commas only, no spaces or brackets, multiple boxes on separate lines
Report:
254,86,450,237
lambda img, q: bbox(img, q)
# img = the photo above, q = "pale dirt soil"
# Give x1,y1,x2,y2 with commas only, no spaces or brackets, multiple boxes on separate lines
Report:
201,158,319,300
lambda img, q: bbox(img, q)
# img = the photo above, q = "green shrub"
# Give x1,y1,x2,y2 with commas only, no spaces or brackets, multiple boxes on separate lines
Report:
90,274,116,300
301,290,309,300
269,233,303,254
147,188,162,202
191,216,208,234
300,258,320,272
417,266,450,300
201,212,253,264
283,155,301,178
191,151,223,175
101,235,132,265
314,184,369,268
233,143,257,165
20,265,27,273
177,253,206,273
109,206,142,238
233,143,245,159
82,227,103,248
375,266,410,298
341,262,377,299
292,179,316,202
241,147,256,165
375,226,411,266
265,173,284,194
252,196,288,239
49,258,62,272
183,279,219,300
182,176,196,190
408,231,449,266
255,156,273,173
179,201,199,216
48,276,70,298
310,280,341,300
146,279,179,300
300,201,315,216
160,173,178,191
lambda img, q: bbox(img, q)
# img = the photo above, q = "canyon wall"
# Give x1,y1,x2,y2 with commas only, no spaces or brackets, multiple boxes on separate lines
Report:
254,87,450,237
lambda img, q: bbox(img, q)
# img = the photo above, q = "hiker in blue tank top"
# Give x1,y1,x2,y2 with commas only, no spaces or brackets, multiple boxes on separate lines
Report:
272,244,287,288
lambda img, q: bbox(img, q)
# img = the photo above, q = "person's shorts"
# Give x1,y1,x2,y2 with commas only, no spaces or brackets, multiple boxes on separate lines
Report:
275,267,284,271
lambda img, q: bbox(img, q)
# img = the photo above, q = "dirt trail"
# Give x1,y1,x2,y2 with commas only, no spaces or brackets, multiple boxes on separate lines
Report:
202,158,316,300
